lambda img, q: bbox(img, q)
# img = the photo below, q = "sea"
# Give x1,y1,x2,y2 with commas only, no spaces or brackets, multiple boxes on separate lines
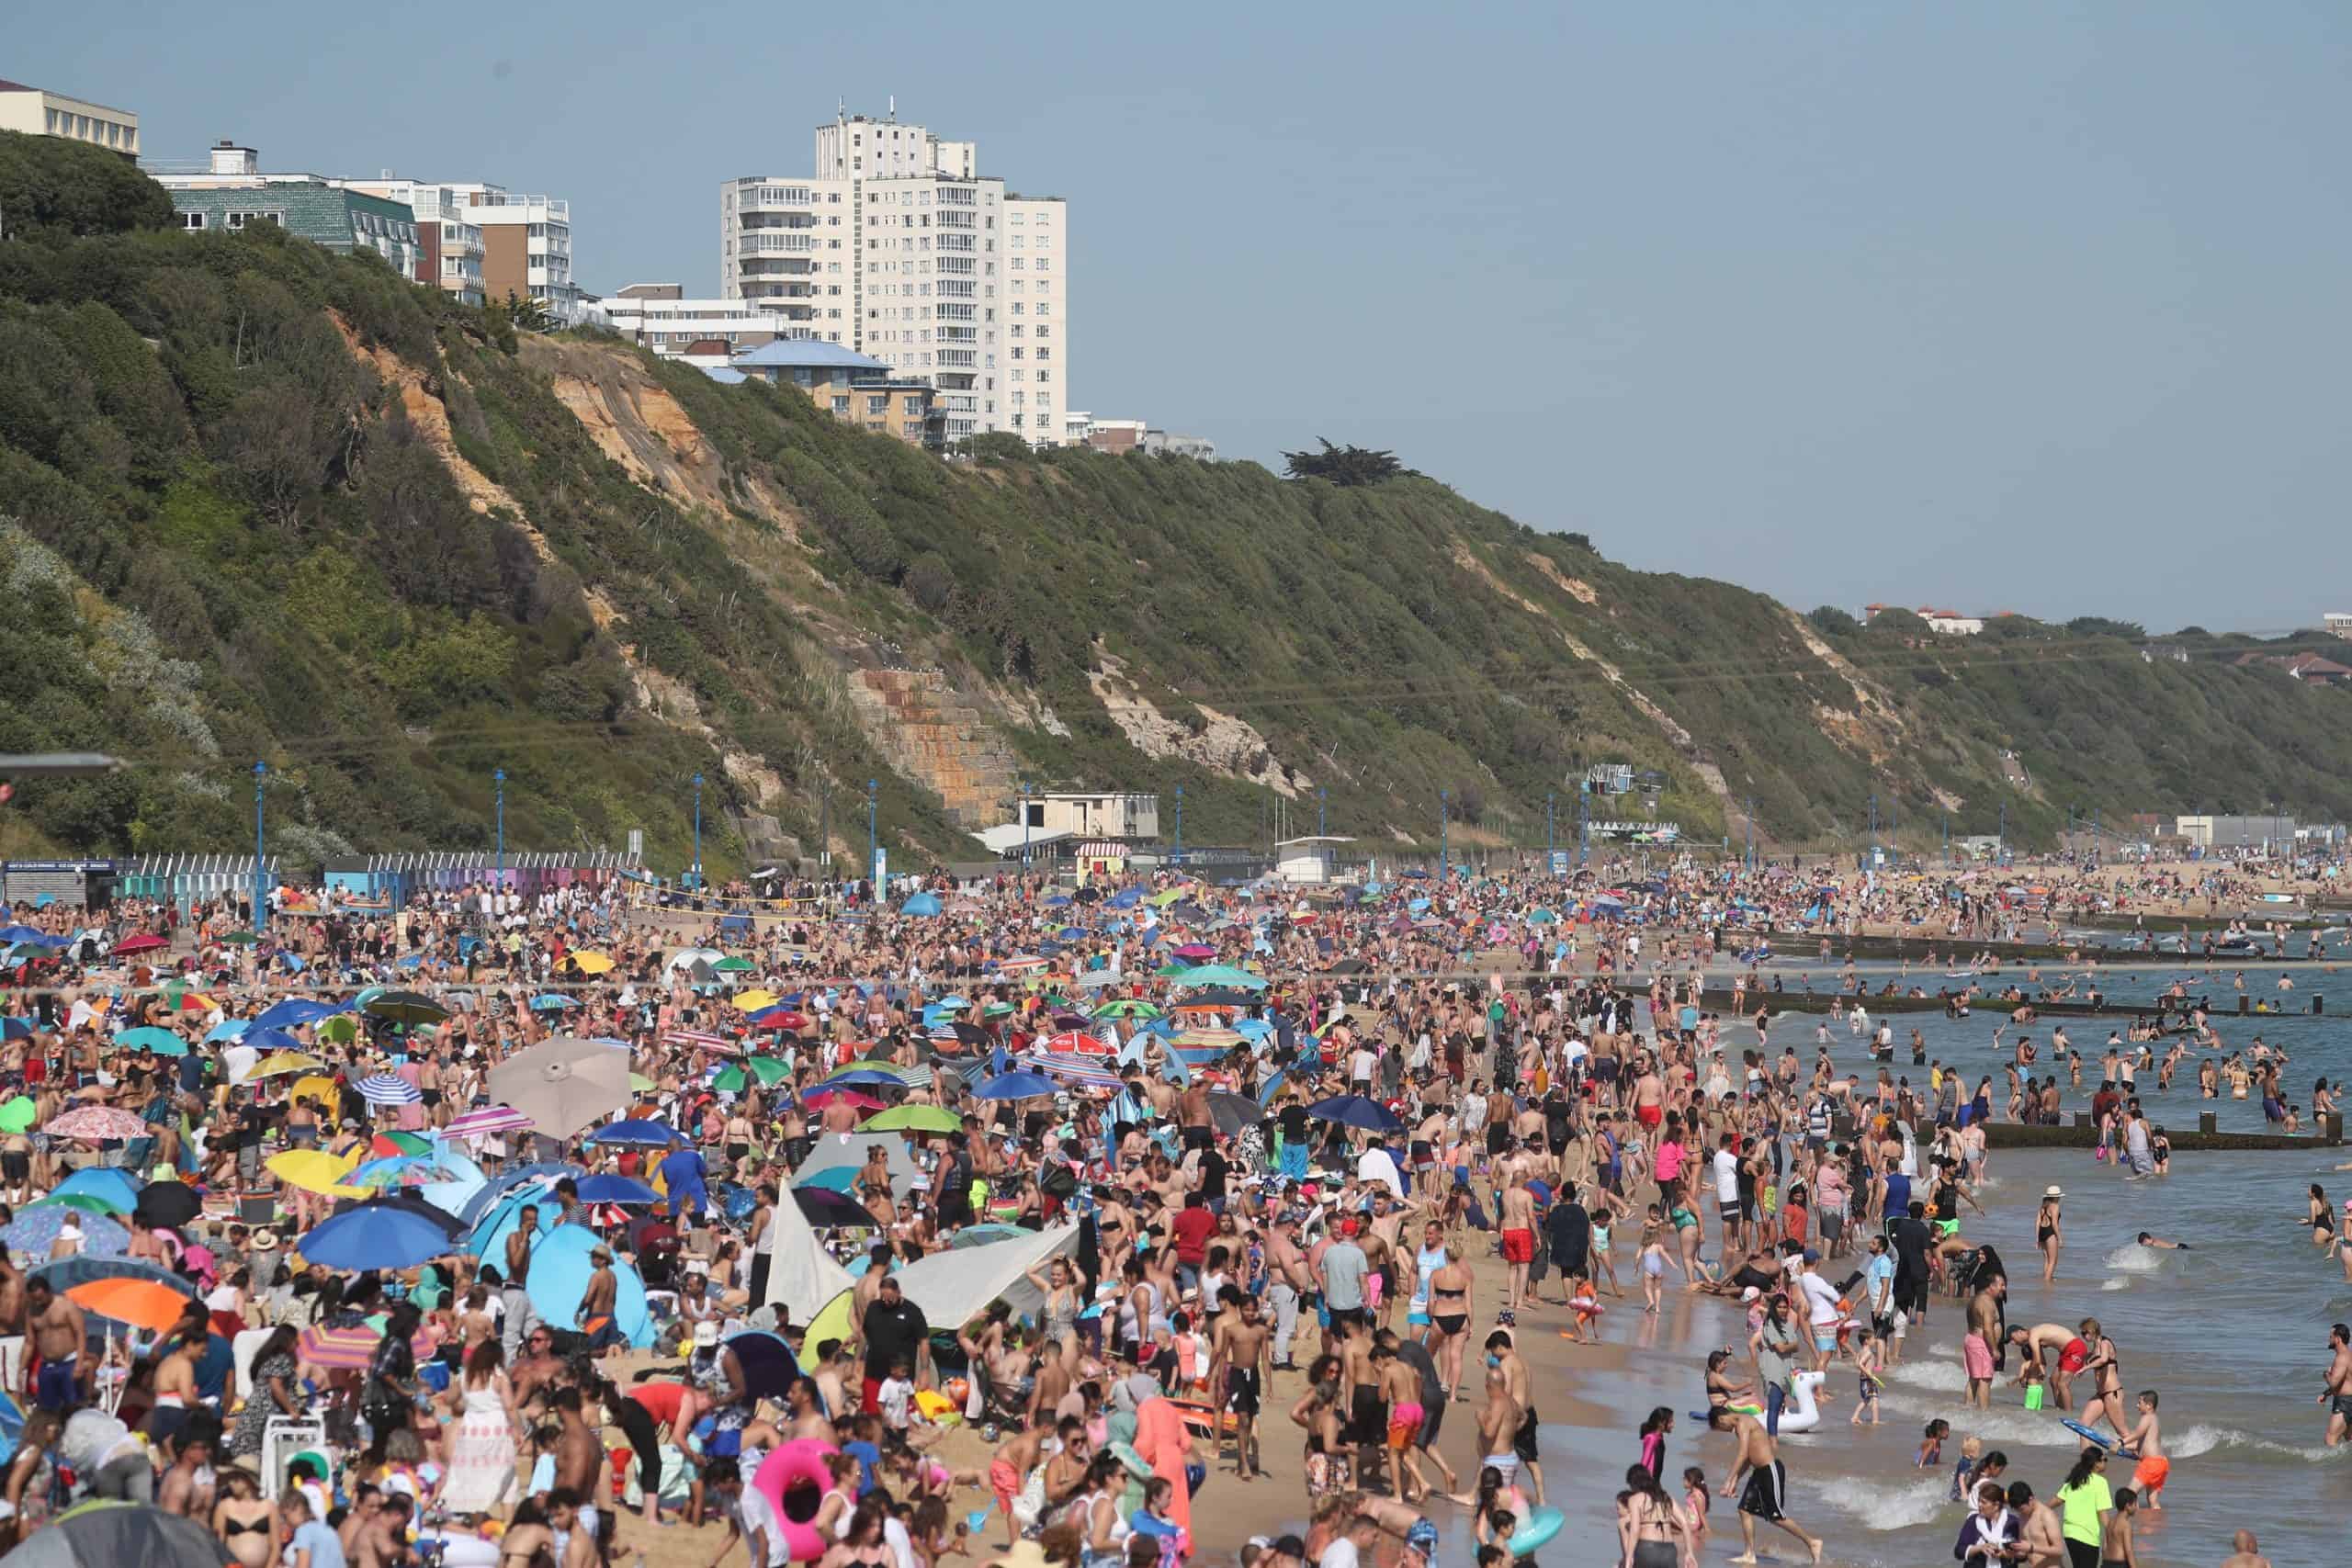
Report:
1445,958,2352,1566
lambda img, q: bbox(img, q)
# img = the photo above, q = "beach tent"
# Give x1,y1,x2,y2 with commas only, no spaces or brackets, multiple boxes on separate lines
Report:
793,1131,922,1199
800,1223,1080,1350
524,1223,655,1349
759,1168,860,1326
417,1140,488,1218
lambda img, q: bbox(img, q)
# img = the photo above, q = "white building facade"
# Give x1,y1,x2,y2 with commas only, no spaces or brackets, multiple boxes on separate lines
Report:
720,110,1069,445
0,79,138,157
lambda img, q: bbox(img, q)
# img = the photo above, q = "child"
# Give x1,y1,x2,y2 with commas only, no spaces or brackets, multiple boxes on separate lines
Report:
1849,1328,1882,1426
876,1356,917,1436
1635,1209,1678,1314
2101,1487,2139,1567
1560,1272,1600,1343
1949,1435,1982,1503
1916,1417,1951,1469
1679,1466,1711,1556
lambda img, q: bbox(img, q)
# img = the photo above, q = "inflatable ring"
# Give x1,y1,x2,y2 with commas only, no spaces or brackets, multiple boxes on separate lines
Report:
1508,1506,1565,1555
753,1438,842,1561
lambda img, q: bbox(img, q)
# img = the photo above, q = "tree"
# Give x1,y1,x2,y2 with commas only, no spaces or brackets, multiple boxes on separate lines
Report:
1808,605,1861,638
0,130,175,237
1282,438,1415,487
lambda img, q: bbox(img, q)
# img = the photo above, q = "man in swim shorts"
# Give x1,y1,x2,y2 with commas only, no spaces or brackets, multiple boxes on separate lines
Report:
2318,1322,2351,1448
1962,1272,2004,1410
1709,1406,1824,1564
1498,1172,1536,1318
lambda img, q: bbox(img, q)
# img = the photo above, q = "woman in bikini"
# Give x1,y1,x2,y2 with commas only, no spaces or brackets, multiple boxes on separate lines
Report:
1616,1461,1691,1568
1425,1248,1474,1402
211,1468,279,1568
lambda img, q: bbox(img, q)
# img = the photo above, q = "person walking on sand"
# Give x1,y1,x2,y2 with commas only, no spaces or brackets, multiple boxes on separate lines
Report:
1707,1406,1823,1565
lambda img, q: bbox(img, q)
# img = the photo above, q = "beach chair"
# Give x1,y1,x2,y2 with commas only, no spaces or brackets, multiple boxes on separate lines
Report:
261,1417,330,1501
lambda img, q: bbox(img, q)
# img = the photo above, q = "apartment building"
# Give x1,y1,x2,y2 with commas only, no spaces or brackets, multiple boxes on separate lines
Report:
595,285,783,355
0,79,138,158
336,178,485,305
153,144,419,277
720,108,1069,446
725,339,943,450
428,184,582,322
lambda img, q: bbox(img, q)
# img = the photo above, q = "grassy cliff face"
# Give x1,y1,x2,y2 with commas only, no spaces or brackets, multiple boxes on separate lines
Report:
3,131,2348,872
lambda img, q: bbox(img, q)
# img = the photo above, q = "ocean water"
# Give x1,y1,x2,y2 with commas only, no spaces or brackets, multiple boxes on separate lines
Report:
1502,960,2352,1565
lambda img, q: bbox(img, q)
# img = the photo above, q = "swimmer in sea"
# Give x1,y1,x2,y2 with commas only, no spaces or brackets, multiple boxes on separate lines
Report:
2320,1323,2352,1449
2132,1232,2188,1251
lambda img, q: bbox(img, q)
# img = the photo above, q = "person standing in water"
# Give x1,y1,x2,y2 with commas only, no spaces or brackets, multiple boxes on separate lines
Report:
1707,1405,1823,1565
2319,1322,2352,1448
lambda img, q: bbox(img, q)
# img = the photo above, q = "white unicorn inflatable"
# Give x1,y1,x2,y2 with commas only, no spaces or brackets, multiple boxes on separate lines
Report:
1773,1370,1828,1433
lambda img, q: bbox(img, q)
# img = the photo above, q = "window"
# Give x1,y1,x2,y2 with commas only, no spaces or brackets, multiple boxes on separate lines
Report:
832,396,852,414
179,210,208,231
867,394,890,414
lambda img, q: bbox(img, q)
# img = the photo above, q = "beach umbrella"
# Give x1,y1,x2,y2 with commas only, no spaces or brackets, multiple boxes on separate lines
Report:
1306,1094,1402,1134
356,1073,422,1107
586,1118,680,1147
565,952,616,975
369,1132,434,1157
245,1054,323,1079
0,1096,36,1134
972,1070,1056,1101
25,1193,124,1220
741,1056,792,1087
365,991,447,1026
298,1201,458,1270
327,1190,468,1240
731,989,782,1013
530,994,577,1012
112,934,168,955
444,1105,534,1139
42,1106,148,1143
266,1150,368,1199
295,1322,391,1370
945,1223,1031,1250
345,1156,458,1190
53,1168,141,1213
1093,999,1159,1018
575,1174,660,1205
817,1069,903,1091
315,1015,358,1044
713,955,756,974
8,1497,241,1568
901,892,943,917
489,1037,633,1140
113,1026,185,1055
133,1180,201,1229
252,999,334,1032
203,1020,250,1044
793,1187,877,1228
864,1104,960,1134
68,1278,191,1333
4,1206,127,1257
792,1166,859,1193
1206,1091,1268,1135
723,1331,801,1401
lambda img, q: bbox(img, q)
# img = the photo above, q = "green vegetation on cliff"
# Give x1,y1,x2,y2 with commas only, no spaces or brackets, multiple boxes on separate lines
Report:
4,130,2348,873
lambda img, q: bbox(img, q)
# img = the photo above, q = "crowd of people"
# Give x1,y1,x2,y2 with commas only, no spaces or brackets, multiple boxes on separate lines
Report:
0,850,2337,1568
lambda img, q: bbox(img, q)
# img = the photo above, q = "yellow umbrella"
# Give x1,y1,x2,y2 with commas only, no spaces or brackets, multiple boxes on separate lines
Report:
288,1073,340,1106
567,952,616,975
266,1149,368,1199
731,989,781,1013
243,1054,324,1079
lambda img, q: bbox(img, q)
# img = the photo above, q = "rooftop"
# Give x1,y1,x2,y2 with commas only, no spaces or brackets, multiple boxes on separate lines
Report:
731,338,891,372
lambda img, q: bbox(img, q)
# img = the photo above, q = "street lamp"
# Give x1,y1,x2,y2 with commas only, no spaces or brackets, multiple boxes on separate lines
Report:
494,767,505,879
1317,786,1327,839
691,773,704,889
867,778,878,887
253,761,267,928
1173,785,1183,863
1020,783,1032,867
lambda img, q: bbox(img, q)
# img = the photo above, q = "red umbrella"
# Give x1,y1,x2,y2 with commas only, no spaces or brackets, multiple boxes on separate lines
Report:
114,934,168,954
1039,1030,1109,1055
752,1011,811,1032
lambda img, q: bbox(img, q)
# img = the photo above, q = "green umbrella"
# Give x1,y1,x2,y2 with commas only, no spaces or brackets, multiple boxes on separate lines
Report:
745,1056,792,1086
865,1104,959,1134
714,956,756,973
317,1015,358,1044
25,1192,127,1218
218,931,259,945
117,1026,187,1056
711,1065,748,1092
0,1095,36,1134
1094,998,1161,1018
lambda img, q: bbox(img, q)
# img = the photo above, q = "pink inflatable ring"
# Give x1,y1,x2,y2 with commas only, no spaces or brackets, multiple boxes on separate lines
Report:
753,1438,842,1561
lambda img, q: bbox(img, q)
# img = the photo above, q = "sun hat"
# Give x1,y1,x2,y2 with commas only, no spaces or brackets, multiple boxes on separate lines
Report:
2044,1184,2064,1198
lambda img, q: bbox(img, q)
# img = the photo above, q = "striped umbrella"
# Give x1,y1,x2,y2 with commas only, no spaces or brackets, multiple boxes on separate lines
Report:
1022,1052,1125,1089
663,1030,738,1054
296,1320,435,1370
444,1105,534,1138
356,1074,422,1106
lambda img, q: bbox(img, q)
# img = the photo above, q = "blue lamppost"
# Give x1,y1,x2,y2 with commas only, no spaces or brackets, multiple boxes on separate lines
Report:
1440,789,1450,880
691,773,704,889
1021,783,1032,867
1317,787,1327,840
494,767,505,878
253,761,266,927
1172,785,1183,863
1577,783,1590,867
867,778,878,886
1546,792,1555,863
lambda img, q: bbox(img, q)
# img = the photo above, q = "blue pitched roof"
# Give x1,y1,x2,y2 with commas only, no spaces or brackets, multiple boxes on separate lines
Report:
700,365,748,385
731,338,890,373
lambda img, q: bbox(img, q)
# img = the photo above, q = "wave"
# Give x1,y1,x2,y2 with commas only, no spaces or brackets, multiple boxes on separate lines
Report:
2099,1276,2132,1292
2168,1423,2347,1464
2102,1243,2166,1274
1877,1392,2075,1448
1810,1473,1953,1531
1884,1359,1969,1393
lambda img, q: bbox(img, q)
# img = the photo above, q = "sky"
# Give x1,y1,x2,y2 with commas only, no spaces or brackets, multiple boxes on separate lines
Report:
17,2,2352,634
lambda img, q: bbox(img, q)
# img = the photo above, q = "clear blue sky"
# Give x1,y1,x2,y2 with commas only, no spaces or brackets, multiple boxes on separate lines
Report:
18,2,2352,633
